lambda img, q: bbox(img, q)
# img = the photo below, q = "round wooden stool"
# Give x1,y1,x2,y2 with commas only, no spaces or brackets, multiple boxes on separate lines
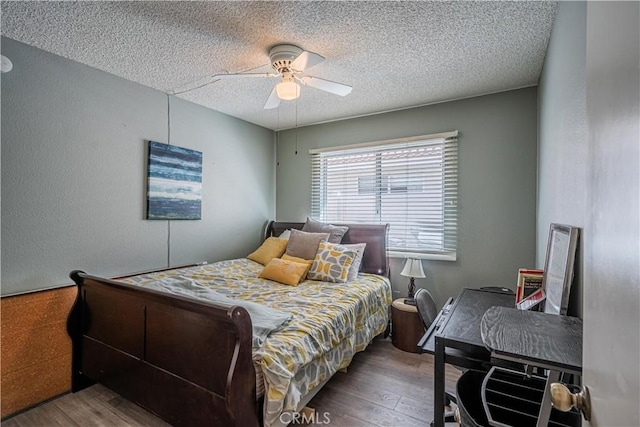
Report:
391,298,425,353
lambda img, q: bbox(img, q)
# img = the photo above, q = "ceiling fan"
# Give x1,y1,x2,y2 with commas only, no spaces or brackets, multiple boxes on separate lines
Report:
213,44,352,109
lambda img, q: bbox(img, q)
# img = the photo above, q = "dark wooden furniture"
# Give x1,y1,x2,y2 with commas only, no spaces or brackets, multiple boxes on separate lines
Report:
67,221,390,427
67,271,259,426
418,288,515,427
481,307,582,374
481,307,583,427
266,221,390,276
391,298,424,353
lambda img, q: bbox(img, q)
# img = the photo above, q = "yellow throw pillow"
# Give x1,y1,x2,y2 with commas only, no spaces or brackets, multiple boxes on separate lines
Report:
307,242,357,283
247,237,288,266
259,258,310,286
281,254,314,279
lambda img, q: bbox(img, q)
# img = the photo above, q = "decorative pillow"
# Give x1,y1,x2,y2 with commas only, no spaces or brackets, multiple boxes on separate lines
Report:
259,258,310,286
285,229,330,260
341,243,367,281
281,254,313,279
278,229,291,240
301,217,349,244
307,242,357,283
246,237,288,266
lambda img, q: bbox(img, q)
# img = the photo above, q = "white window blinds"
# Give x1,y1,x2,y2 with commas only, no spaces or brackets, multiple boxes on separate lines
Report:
310,131,458,260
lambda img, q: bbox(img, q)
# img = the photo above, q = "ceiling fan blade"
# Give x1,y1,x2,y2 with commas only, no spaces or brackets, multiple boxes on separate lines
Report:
297,76,352,96
263,86,281,109
213,73,279,79
290,51,325,73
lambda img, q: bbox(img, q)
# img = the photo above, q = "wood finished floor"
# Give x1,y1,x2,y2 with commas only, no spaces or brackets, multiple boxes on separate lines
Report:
2,337,460,426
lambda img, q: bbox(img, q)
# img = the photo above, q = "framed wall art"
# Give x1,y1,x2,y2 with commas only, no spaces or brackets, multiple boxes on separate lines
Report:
147,141,202,220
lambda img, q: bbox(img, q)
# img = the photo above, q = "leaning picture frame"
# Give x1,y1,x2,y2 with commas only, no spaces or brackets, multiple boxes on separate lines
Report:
541,223,579,315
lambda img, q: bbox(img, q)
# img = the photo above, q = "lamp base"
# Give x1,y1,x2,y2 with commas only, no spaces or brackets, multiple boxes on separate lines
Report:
405,277,416,306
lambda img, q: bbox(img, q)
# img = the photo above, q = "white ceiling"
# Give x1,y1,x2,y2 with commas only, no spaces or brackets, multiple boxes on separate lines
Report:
1,1,557,131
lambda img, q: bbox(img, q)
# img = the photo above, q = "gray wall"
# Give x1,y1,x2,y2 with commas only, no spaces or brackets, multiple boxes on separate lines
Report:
1,37,275,296
536,1,587,317
276,88,538,308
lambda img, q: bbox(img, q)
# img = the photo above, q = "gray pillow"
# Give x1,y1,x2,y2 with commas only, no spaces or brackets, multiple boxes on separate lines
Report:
302,217,349,244
285,229,330,260
341,243,367,281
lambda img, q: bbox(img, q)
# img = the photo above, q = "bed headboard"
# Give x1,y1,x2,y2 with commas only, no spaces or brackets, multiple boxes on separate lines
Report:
265,221,390,278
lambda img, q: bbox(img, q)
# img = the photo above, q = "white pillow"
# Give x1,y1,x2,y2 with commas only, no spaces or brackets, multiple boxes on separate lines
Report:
278,229,291,240
341,243,367,281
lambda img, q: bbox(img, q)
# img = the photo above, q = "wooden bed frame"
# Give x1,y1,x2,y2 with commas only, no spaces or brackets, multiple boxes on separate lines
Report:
67,221,389,427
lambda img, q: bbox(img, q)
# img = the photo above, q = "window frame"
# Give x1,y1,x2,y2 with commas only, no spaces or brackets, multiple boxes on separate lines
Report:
310,131,458,261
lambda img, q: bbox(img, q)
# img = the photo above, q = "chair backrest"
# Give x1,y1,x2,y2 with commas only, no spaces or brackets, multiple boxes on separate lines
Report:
414,288,439,329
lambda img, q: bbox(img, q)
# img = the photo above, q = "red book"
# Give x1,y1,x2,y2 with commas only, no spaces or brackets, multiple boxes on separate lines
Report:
515,268,544,304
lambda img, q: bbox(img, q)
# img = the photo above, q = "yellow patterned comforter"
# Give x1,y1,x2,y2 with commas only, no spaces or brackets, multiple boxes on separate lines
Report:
121,258,392,427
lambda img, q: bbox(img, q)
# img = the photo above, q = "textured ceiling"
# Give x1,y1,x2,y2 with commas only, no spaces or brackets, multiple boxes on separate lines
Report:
1,1,557,130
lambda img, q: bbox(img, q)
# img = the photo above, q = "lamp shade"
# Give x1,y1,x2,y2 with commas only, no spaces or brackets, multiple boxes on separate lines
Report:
275,80,300,100
400,258,426,278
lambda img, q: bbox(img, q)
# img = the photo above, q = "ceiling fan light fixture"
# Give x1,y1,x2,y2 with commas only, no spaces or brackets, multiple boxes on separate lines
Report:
275,80,300,100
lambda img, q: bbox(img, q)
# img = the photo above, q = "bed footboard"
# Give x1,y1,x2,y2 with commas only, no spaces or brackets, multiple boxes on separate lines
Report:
67,270,259,427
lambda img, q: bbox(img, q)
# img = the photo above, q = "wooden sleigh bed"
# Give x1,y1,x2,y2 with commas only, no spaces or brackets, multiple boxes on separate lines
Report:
67,221,390,427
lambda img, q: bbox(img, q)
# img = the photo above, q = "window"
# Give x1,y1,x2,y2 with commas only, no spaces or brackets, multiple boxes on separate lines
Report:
310,131,458,260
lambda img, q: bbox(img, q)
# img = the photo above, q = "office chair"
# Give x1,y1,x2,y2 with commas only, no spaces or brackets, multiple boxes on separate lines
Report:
414,288,458,423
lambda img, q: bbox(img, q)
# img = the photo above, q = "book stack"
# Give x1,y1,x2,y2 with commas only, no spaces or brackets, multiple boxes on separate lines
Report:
515,268,544,304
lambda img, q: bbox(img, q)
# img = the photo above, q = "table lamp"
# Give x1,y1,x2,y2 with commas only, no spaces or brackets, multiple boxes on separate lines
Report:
401,258,425,305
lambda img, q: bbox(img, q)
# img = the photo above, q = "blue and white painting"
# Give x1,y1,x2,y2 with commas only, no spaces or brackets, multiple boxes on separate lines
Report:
147,141,202,220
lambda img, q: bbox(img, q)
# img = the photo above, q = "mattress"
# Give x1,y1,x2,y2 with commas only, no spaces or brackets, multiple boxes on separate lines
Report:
121,258,392,427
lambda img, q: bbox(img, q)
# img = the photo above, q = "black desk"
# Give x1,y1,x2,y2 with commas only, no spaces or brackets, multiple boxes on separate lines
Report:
418,288,515,427
481,306,582,374
481,306,583,427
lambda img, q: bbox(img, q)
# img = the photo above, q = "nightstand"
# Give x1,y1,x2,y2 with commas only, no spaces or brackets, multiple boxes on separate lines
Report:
391,298,425,353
